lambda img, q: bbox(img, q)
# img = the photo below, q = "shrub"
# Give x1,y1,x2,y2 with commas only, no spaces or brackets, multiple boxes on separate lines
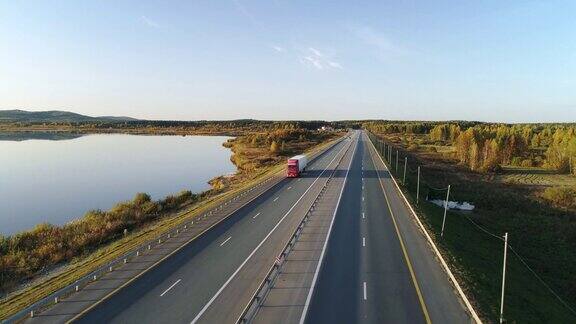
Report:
542,186,576,208
520,159,534,167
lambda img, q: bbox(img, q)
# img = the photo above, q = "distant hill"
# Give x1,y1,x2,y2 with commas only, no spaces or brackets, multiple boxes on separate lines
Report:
0,110,138,123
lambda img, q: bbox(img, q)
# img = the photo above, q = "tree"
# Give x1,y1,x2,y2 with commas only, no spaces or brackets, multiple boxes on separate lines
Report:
270,141,279,153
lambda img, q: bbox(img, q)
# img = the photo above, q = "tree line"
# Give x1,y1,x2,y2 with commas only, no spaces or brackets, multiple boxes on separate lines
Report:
364,121,576,174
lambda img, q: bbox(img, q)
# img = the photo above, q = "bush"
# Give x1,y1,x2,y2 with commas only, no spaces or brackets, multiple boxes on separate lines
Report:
521,159,534,167
407,143,419,151
0,188,199,293
511,156,523,166
542,186,576,208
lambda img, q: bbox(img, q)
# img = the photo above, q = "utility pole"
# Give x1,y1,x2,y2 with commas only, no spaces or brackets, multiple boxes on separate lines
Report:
500,232,509,324
440,185,451,237
417,166,421,204
403,157,407,184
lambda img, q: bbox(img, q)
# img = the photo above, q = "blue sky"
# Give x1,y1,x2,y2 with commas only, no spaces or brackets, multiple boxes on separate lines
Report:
1,1,575,122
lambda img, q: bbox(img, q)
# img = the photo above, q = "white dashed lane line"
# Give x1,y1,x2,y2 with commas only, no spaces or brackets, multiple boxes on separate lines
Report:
220,237,232,247
252,212,261,219
160,279,182,297
273,197,279,202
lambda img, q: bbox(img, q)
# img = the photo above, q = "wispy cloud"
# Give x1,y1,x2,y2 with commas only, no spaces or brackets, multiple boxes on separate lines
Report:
271,45,285,53
140,15,160,28
299,47,342,71
347,24,406,59
232,0,260,27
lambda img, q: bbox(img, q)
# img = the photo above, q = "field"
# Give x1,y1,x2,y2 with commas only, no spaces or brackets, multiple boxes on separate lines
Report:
497,166,576,187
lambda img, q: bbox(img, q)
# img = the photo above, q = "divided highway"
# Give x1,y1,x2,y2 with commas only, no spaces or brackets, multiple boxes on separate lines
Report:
67,133,357,323
20,130,476,324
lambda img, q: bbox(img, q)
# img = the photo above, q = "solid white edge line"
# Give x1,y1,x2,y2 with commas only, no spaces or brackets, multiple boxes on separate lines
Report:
252,212,261,219
363,282,367,300
220,236,232,247
299,134,358,324
191,139,351,324
160,279,182,297
365,132,482,324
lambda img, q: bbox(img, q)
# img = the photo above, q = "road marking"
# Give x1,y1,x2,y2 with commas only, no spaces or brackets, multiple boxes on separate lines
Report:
297,179,301,182
362,237,366,247
363,282,367,300
273,196,279,202
219,236,231,247
160,279,181,297
362,212,365,219
300,136,358,324
287,186,292,190
362,196,365,202
192,139,352,324
252,212,261,219
366,134,432,324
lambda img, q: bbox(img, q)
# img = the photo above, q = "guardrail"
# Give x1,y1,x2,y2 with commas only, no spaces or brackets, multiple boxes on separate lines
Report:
236,136,353,324
3,135,346,324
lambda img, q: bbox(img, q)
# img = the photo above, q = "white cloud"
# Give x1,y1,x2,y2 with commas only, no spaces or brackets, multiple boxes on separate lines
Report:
327,61,343,69
347,24,406,58
232,0,260,27
308,47,323,57
299,47,342,71
140,15,160,28
271,45,285,53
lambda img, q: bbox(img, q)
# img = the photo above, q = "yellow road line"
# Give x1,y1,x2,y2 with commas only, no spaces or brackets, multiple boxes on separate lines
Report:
366,136,432,324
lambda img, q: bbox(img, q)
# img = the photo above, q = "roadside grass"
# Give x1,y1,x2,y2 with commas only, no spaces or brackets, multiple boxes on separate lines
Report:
369,133,576,323
0,136,339,320
497,166,576,187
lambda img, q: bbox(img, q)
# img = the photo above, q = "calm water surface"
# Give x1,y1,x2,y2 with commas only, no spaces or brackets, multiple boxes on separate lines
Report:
0,133,235,235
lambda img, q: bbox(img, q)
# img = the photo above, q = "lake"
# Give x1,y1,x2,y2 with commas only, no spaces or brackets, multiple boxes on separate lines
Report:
0,133,236,235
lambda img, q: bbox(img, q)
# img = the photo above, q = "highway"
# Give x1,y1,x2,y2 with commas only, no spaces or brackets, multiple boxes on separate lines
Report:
303,132,470,323
21,130,474,324
68,132,357,323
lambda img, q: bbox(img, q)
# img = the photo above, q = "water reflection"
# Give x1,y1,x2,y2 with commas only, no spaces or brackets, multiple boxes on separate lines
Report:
0,133,235,235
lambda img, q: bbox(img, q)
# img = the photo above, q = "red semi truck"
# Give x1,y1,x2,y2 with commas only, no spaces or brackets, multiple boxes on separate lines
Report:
287,155,308,177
